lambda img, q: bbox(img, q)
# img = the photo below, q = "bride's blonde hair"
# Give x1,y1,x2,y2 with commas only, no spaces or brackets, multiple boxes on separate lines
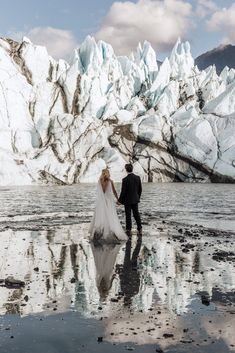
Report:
100,168,110,192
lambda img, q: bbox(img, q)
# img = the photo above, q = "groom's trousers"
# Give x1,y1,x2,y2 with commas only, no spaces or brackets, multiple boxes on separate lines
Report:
124,203,142,231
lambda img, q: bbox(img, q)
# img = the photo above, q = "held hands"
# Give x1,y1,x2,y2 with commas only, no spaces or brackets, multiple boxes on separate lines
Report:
116,200,121,206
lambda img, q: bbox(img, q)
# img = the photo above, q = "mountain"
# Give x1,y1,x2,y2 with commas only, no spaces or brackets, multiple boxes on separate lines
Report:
0,36,234,185
195,44,235,74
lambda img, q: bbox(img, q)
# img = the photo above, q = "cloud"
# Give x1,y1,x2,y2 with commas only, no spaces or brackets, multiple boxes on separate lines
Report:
196,0,218,18
95,0,193,56
10,27,78,60
207,3,235,44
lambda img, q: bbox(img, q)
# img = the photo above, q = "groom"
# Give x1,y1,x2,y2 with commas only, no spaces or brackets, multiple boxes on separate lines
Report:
118,164,142,236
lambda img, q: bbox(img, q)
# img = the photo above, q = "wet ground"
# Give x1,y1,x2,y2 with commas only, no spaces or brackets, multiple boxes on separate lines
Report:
0,183,234,353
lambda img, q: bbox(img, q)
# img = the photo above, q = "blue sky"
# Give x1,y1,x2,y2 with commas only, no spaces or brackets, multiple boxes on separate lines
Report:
0,0,235,60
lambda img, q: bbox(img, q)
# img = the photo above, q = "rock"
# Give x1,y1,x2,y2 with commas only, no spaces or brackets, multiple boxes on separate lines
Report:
212,250,235,262
5,277,25,288
182,248,190,253
163,333,174,338
201,295,210,306
24,295,29,302
111,298,119,303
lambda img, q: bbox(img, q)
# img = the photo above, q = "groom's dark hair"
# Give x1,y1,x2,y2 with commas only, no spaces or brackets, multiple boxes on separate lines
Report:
125,164,133,173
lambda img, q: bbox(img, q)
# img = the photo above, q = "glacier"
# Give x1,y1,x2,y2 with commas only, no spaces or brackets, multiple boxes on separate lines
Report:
0,35,234,185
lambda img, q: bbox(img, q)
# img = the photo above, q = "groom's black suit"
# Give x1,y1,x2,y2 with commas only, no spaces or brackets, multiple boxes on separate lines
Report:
119,173,142,232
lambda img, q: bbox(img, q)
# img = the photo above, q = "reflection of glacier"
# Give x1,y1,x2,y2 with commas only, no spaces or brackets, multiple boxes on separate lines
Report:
0,225,234,317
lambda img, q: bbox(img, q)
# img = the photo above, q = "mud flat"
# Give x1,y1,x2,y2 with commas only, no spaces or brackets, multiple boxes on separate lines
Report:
0,183,234,352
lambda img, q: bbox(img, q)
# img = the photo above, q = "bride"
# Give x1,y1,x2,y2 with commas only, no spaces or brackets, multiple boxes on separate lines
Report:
89,168,127,243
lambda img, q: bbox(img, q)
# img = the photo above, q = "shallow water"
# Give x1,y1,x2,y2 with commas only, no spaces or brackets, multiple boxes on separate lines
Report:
0,183,234,353
0,183,235,231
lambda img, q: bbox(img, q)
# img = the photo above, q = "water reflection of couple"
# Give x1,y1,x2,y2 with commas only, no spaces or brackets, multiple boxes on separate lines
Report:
91,236,142,305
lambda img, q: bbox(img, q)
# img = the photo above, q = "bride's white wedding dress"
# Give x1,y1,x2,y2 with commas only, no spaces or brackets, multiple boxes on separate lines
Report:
89,180,127,242
91,242,121,299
